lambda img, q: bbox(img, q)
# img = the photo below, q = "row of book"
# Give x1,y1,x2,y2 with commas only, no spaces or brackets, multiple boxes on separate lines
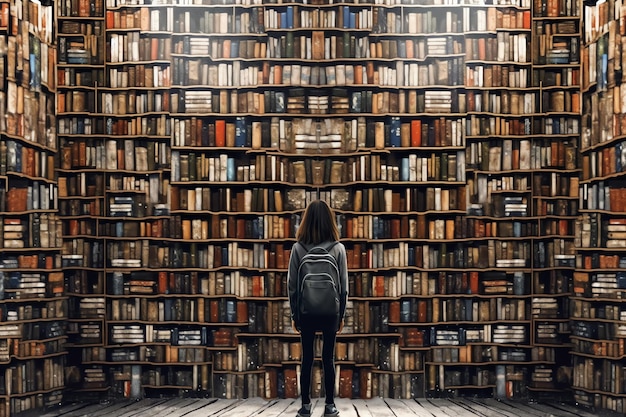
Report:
570,337,625,359
108,325,237,346
0,215,62,250
0,358,65,395
59,139,169,172
167,58,467,88
1,273,64,304
0,298,66,321
98,237,534,269
70,269,531,298
467,138,577,172
467,114,579,137
1,141,56,180
56,65,103,87
172,151,463,184
82,344,209,363
210,367,422,400
0,390,63,417
166,36,512,62
169,185,466,213
103,4,532,35
581,141,626,179
171,116,465,150
127,212,486,241
58,114,170,137
107,64,169,89
0,252,58,271
573,357,626,395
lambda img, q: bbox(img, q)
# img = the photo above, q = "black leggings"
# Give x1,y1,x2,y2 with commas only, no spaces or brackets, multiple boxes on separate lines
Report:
299,318,337,404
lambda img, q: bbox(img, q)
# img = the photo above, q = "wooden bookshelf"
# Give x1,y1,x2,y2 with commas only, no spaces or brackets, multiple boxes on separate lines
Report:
0,0,64,415
45,0,595,407
56,0,108,401
575,0,626,413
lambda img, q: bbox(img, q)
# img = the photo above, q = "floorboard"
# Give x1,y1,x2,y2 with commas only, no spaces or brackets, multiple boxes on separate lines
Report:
383,399,417,416
334,398,359,417
20,397,626,417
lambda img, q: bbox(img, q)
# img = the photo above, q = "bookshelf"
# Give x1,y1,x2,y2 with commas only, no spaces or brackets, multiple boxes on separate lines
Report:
56,0,108,400
0,0,65,416
528,0,581,402
47,0,592,407
574,0,626,413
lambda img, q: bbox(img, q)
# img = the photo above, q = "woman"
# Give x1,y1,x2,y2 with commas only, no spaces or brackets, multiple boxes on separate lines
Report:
288,200,348,417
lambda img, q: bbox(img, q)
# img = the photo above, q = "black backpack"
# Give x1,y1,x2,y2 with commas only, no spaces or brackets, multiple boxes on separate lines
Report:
295,241,340,318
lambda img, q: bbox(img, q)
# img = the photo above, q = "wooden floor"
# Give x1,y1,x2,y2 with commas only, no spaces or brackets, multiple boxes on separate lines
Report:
26,397,622,417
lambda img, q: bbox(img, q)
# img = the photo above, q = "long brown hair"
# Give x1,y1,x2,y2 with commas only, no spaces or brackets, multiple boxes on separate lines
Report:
295,200,340,245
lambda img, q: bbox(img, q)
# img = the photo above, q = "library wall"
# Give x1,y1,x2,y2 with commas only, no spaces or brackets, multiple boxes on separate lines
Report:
0,0,64,416
574,0,626,413
1,0,612,414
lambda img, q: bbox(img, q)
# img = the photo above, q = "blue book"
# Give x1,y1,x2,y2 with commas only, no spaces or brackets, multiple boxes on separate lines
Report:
398,40,406,58
350,12,356,29
401,157,409,181
15,142,22,173
230,40,239,58
235,117,247,147
400,300,411,322
225,300,237,322
389,117,401,147
343,6,350,28
222,246,229,266
164,299,173,321
287,6,293,29
281,11,287,29
227,157,236,181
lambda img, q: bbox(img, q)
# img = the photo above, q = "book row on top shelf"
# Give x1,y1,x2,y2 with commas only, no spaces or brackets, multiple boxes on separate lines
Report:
101,0,535,10
102,3,532,35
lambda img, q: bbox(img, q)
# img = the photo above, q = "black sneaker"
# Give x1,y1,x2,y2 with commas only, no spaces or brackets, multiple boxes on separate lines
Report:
324,403,339,417
296,403,311,417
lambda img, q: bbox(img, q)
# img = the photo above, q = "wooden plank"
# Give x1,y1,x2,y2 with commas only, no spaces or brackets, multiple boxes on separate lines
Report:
161,399,222,416
446,398,494,417
478,399,545,417
383,399,418,416
360,397,396,416
249,398,296,416
334,398,359,417
415,399,461,417
396,399,438,417
180,399,241,417
86,402,139,417
351,399,375,417
212,397,269,416
523,401,602,417
472,399,532,417
113,399,172,417
29,403,94,417
425,399,470,417
55,402,128,417
145,398,195,417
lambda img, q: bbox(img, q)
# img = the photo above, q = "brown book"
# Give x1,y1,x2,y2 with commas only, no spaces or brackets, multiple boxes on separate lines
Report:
312,31,324,60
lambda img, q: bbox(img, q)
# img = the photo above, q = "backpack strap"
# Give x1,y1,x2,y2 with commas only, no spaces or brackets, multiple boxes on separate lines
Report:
295,240,338,256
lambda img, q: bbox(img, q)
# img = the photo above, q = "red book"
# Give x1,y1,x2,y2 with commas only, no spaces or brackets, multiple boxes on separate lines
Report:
410,120,421,147
158,272,168,294
215,119,226,147
469,272,479,294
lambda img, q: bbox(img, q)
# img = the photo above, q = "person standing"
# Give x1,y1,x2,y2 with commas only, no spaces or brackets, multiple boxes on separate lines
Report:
288,200,348,417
